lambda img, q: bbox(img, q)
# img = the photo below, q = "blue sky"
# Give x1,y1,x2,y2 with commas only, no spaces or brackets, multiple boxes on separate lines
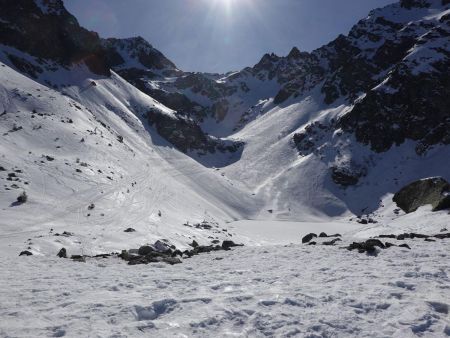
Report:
65,0,395,73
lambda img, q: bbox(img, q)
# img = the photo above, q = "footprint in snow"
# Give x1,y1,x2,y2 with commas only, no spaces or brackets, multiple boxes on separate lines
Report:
392,281,415,291
426,301,449,314
134,299,177,321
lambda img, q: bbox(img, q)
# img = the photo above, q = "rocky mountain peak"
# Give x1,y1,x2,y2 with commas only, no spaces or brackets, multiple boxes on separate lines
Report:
0,0,110,76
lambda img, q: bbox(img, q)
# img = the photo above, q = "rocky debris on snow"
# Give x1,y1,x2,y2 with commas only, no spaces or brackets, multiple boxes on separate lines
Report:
16,191,27,204
119,239,244,266
377,232,450,241
222,240,243,250
393,177,450,213
346,239,386,255
53,231,73,237
302,233,317,243
398,244,411,250
124,228,136,233
19,250,32,256
322,238,342,246
57,248,67,258
71,255,86,263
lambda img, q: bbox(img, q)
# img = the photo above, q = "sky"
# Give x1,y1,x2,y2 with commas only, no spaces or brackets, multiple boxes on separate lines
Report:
65,0,396,73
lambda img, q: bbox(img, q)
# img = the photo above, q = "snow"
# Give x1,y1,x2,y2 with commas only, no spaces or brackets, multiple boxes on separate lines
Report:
1,220,449,337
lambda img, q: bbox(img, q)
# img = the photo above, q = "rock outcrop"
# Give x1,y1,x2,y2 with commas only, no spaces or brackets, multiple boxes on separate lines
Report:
393,177,450,213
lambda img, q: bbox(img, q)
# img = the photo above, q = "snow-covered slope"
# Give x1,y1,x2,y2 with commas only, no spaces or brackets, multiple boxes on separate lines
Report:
0,0,449,255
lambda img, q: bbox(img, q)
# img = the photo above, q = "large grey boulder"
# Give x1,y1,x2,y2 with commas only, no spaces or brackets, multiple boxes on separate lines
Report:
393,177,450,213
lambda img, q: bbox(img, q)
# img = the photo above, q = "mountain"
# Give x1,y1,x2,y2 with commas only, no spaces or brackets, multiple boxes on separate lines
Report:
0,0,449,250
1,1,450,337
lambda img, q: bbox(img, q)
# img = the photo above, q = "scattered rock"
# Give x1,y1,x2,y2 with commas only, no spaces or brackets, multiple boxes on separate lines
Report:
347,239,385,254
435,233,450,239
398,244,411,250
16,191,28,204
222,240,243,250
57,248,67,258
323,238,342,246
138,245,154,256
302,233,317,244
71,255,86,262
124,228,136,233
19,250,32,256
378,234,396,239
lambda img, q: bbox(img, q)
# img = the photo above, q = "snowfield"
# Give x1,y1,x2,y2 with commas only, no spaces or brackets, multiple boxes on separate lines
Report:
1,217,449,338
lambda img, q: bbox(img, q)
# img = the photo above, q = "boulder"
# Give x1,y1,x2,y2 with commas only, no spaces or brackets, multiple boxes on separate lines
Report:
57,248,67,258
319,232,328,238
19,250,32,256
302,233,317,244
393,177,450,213
124,228,136,233
138,246,154,256
222,240,242,250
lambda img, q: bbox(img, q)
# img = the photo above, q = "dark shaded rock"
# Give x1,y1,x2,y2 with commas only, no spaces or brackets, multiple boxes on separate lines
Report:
384,242,395,248
397,233,411,240
162,257,182,265
365,239,385,249
0,0,110,76
328,234,342,238
17,191,27,204
71,255,86,262
171,250,183,257
409,233,429,239
347,239,385,254
331,166,365,187
138,245,154,256
424,238,436,242
398,244,411,250
323,238,342,246
378,234,397,239
222,240,242,250
393,177,450,213
319,232,328,238
308,241,317,246
435,232,450,239
190,240,199,248
302,233,317,244
153,240,172,253
124,228,136,233
147,108,242,154
57,248,67,258
19,250,32,256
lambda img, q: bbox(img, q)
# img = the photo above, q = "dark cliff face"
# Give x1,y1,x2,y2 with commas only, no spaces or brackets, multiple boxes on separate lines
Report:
293,0,450,159
0,0,110,76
